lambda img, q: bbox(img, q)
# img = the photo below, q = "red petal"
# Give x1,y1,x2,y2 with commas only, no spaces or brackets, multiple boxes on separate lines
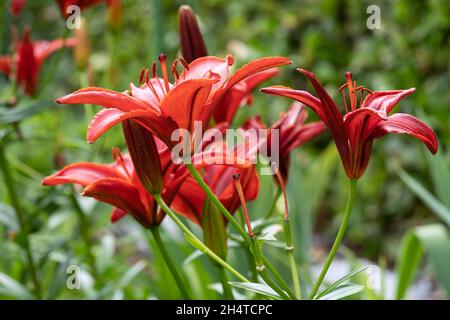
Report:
34,38,77,66
42,162,124,187
110,207,127,223
56,87,154,112
261,86,324,119
0,56,11,76
371,113,438,154
180,56,231,90
160,78,214,130
87,108,158,143
298,68,350,167
129,80,170,108
82,177,152,228
225,56,291,91
343,107,387,148
361,88,415,115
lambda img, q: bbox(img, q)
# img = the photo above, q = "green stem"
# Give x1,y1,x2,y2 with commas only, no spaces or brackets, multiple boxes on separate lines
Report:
153,193,250,283
262,256,297,300
187,164,296,299
265,188,282,218
185,163,248,241
284,218,301,299
309,179,357,299
150,227,191,299
248,237,290,300
0,142,41,298
217,266,233,300
68,192,98,280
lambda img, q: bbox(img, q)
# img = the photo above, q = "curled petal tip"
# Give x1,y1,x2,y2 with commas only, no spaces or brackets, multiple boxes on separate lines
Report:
297,68,315,78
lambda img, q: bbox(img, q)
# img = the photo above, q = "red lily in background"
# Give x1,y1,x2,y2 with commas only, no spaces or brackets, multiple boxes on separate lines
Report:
244,102,325,183
262,70,438,179
56,0,105,17
172,143,259,225
42,147,185,228
56,54,291,149
11,0,26,16
0,28,76,96
178,5,282,125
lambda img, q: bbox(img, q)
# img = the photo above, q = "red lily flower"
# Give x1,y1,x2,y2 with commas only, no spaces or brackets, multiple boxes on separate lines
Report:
0,28,76,96
178,5,281,125
244,102,325,183
56,54,291,150
11,0,26,16
172,140,259,225
42,147,185,228
262,70,438,179
56,0,105,18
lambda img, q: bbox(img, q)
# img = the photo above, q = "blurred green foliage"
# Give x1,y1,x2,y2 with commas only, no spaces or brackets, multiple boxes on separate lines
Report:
0,0,449,299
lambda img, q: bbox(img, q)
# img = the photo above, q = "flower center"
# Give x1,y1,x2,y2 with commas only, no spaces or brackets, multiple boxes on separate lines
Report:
338,71,372,113
112,147,132,180
137,54,190,103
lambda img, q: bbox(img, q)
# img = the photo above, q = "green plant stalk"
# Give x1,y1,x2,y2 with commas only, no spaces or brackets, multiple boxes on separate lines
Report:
217,265,233,300
150,227,191,299
153,193,250,283
265,188,282,218
262,256,297,300
309,179,357,299
284,218,301,299
185,163,248,241
68,192,98,279
0,142,41,298
188,164,296,298
249,236,290,300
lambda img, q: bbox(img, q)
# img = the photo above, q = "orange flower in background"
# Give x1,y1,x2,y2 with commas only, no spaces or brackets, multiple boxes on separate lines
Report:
0,28,76,96
262,70,438,179
56,54,291,149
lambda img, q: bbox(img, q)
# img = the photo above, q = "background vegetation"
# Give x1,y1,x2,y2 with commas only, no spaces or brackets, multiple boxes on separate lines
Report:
0,0,449,299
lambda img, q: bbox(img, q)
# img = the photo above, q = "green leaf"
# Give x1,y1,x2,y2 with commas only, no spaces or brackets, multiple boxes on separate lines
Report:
0,100,51,124
317,284,364,300
425,148,450,208
116,260,147,289
396,224,450,299
228,281,282,300
0,203,19,231
398,169,450,227
316,266,369,299
395,232,423,299
0,272,35,299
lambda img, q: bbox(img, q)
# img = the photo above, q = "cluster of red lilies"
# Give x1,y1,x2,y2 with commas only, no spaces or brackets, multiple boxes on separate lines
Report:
4,1,438,299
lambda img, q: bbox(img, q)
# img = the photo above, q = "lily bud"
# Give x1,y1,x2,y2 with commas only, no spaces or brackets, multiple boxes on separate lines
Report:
73,18,90,69
201,197,228,262
107,0,123,32
122,120,163,195
178,5,207,63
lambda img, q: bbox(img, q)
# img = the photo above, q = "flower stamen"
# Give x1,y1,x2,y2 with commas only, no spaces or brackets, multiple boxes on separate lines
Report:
233,173,254,237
